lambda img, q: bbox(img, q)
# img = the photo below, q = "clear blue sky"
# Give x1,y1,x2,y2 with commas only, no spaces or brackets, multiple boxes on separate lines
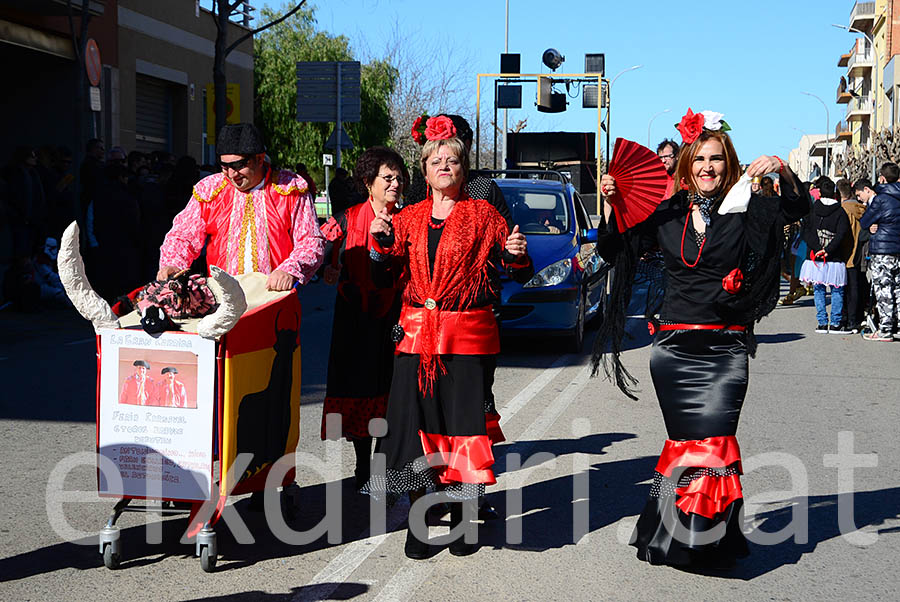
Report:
262,0,858,161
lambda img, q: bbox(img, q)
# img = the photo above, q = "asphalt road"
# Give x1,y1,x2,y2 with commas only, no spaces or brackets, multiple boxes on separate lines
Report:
1,279,899,601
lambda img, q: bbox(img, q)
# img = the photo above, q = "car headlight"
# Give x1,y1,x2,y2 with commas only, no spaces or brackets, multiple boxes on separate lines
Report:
523,258,572,288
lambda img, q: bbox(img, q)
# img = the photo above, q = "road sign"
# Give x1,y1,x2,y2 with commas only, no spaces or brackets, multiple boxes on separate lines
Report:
296,61,361,123
89,86,102,112
324,127,353,150
85,38,102,87
322,154,333,166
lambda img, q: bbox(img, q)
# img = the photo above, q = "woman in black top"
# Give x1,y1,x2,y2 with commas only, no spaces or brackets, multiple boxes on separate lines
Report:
595,110,809,568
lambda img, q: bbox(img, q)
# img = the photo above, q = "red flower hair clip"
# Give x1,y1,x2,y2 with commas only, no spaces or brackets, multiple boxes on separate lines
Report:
676,108,705,145
411,113,429,145
424,115,456,141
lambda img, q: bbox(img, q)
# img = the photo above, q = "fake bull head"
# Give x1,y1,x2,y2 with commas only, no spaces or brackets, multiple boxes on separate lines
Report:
58,222,247,339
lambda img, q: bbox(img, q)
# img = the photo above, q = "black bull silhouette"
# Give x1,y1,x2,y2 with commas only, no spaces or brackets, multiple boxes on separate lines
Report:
235,310,299,480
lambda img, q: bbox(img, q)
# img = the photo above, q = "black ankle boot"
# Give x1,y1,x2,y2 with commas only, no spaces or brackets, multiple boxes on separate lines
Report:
352,437,372,489
448,503,477,556
404,525,430,560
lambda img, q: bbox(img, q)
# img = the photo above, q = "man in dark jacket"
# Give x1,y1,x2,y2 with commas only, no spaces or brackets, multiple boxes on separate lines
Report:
861,162,900,341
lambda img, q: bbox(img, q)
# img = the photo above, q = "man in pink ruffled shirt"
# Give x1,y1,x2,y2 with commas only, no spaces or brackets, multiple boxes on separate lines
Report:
157,123,324,291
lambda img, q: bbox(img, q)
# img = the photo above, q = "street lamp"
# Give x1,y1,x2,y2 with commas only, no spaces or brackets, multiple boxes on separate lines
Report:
647,109,671,147
801,91,830,176
607,64,643,164
833,23,878,181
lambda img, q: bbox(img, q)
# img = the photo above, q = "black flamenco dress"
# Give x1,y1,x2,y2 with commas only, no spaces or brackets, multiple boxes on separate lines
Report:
319,202,401,440
363,197,532,501
593,168,809,566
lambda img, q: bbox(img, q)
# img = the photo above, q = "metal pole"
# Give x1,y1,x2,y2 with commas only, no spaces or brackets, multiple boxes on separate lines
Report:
324,165,331,216
336,62,342,169
493,80,499,170
801,91,829,176
475,74,481,169
503,0,509,169
647,108,671,148
597,75,604,220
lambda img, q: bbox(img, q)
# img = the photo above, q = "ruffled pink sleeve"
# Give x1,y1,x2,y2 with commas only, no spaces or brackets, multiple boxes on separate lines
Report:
158,197,207,270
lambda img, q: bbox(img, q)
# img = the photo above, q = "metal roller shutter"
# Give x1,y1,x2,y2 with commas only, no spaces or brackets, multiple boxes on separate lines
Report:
135,74,171,153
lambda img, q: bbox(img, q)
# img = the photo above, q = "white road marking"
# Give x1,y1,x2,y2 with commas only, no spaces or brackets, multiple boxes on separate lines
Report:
497,354,571,426
292,503,408,602
369,361,595,601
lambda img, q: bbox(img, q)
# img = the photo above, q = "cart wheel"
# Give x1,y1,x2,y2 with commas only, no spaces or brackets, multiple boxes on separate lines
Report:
199,544,217,573
102,542,120,570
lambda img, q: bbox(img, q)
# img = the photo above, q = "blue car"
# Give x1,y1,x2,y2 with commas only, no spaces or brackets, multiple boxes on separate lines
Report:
491,172,610,352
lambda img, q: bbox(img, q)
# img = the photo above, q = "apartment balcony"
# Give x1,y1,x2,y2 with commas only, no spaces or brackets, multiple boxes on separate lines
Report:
850,1,876,32
836,120,852,140
846,95,873,120
838,49,852,67
837,78,852,103
848,46,874,76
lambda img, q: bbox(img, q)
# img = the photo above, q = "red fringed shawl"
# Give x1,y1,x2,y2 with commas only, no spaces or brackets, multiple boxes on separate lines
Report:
381,196,508,392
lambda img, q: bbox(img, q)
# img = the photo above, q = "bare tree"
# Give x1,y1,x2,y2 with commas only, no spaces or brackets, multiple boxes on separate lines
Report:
834,125,900,181
357,21,476,166
209,1,307,136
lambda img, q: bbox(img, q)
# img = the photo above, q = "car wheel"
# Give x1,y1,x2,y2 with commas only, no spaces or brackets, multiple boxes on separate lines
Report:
569,294,585,353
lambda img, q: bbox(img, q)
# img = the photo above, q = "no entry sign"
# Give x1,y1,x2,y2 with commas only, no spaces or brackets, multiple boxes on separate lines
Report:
85,39,102,87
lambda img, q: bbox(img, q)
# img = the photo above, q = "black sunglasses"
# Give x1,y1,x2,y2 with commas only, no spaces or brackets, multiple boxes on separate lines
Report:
219,157,252,171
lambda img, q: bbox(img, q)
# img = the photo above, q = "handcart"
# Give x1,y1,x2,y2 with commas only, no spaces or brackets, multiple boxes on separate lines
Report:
59,224,304,572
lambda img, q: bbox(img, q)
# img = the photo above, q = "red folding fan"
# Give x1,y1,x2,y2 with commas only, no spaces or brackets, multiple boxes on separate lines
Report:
607,138,669,233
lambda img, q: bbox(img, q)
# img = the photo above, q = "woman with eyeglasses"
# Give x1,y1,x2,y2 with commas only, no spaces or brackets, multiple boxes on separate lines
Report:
595,109,809,569
318,147,409,489
365,118,531,559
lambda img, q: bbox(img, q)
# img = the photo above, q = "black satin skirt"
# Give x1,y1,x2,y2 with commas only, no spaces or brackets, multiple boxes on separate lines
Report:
631,328,750,567
649,329,748,440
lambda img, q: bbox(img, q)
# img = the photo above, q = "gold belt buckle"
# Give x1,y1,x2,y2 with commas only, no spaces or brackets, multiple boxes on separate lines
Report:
424,298,437,310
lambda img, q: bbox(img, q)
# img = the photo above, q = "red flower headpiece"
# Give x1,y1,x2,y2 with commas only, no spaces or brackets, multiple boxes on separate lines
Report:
676,108,705,145
424,115,456,141
675,108,732,145
411,113,429,145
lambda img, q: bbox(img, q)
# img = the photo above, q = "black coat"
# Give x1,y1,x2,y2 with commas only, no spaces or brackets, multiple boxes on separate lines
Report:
802,198,851,262
861,182,900,255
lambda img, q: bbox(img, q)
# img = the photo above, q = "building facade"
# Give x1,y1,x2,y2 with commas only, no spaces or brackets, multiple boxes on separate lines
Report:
0,0,254,167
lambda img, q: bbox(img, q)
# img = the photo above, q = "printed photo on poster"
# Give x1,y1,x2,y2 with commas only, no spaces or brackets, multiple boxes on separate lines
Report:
118,349,199,408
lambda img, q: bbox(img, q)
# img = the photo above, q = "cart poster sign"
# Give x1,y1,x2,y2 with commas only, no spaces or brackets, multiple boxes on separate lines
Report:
97,329,215,501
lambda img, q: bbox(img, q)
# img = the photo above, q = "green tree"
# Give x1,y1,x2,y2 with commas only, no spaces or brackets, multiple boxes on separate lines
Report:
254,2,397,187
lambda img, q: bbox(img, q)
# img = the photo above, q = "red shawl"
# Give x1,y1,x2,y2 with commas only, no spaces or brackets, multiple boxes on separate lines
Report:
322,201,399,317
385,196,508,392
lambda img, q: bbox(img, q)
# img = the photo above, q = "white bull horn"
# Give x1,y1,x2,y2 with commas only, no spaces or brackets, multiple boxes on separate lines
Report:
197,266,247,340
58,221,120,332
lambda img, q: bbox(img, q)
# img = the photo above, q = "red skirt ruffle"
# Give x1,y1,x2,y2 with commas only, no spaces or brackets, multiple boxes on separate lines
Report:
485,411,505,445
418,431,496,485
657,436,743,520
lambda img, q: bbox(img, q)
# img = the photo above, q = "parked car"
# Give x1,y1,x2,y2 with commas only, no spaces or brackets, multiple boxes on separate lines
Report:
488,171,610,352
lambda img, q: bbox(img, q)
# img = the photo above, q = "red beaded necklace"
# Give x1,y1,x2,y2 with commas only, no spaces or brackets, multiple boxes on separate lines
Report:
680,203,706,268
428,215,446,230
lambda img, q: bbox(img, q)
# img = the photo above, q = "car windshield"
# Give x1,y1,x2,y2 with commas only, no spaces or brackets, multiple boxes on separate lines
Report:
501,187,570,235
